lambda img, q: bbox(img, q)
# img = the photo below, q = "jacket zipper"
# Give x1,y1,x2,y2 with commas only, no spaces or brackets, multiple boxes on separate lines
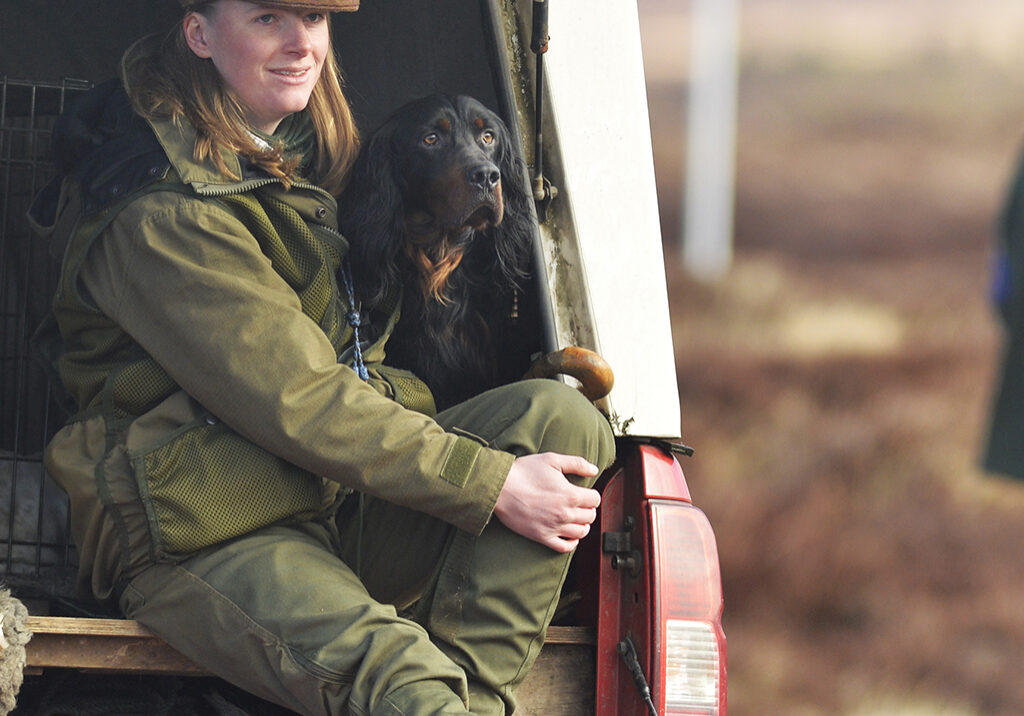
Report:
189,177,336,203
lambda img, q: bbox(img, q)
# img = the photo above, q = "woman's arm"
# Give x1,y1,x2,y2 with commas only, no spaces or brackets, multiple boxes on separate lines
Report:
80,191,513,535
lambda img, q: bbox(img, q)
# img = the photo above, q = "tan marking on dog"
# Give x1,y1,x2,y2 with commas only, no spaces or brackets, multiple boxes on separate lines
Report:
405,241,465,305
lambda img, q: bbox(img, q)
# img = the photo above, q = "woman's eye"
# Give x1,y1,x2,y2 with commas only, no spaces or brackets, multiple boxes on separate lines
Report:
256,14,276,24
423,133,439,146
305,13,325,23
480,131,495,145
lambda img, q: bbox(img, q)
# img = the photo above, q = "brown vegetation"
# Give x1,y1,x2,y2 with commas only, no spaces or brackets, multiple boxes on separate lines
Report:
640,1,1024,713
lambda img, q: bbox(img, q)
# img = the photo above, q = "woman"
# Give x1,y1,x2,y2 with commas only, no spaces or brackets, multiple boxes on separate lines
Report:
34,1,614,714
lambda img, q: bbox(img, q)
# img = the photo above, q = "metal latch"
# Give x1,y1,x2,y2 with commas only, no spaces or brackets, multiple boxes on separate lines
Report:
603,516,642,577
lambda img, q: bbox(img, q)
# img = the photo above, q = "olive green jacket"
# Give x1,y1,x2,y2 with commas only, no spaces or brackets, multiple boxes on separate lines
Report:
41,109,514,601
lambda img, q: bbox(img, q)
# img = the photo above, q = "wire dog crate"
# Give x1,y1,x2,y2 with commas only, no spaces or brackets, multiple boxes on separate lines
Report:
0,76,92,596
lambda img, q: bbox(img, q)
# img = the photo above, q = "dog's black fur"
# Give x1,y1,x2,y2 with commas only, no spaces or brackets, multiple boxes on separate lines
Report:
338,95,535,410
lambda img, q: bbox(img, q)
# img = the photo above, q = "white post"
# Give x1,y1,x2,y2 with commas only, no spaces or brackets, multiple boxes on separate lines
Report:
683,0,740,279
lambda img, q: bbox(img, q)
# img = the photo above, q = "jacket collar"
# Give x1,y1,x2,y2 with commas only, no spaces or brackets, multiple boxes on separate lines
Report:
148,115,246,190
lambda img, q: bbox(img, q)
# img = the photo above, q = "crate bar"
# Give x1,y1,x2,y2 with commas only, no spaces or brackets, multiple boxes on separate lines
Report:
0,76,91,581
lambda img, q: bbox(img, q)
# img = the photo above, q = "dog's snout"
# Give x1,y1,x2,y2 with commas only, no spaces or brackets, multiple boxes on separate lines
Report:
468,164,500,191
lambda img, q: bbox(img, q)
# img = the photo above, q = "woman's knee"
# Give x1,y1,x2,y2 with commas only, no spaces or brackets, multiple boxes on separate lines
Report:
509,379,615,470
438,379,615,470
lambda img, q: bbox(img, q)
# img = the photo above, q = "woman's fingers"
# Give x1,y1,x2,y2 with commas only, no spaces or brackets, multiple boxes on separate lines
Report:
494,452,604,551
545,453,601,481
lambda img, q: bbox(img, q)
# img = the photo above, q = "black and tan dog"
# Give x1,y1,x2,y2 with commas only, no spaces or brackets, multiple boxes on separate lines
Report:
339,94,535,410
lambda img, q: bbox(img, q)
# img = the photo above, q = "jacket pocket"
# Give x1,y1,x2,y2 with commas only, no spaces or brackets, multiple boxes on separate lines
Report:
130,418,324,557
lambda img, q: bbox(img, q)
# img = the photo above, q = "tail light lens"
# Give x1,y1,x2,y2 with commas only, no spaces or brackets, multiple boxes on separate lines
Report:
665,619,721,712
650,500,726,715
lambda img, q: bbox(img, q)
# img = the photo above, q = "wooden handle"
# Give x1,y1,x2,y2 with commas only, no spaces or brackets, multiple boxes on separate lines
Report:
523,347,614,402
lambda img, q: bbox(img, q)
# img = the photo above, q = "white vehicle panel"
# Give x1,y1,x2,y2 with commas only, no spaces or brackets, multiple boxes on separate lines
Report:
540,0,681,438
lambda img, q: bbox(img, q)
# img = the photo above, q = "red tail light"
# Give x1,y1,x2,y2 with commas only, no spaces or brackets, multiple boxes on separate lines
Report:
597,445,726,715
650,500,726,714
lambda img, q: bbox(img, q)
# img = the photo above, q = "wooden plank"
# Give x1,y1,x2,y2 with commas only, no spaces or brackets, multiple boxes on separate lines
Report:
26,618,595,644
27,616,155,638
516,643,595,715
544,626,596,646
25,617,208,675
26,634,209,675
21,617,596,678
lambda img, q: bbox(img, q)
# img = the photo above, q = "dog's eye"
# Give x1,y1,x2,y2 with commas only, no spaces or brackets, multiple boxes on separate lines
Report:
480,131,496,145
423,133,440,146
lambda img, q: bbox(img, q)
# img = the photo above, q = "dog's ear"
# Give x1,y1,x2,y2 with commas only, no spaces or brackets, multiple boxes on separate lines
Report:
337,123,407,307
488,115,534,287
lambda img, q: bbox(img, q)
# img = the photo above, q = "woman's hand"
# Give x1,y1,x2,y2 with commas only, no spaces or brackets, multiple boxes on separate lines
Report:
493,453,601,553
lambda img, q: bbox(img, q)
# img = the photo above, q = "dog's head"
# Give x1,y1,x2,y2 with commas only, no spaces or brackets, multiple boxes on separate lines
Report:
392,94,506,237
340,94,532,307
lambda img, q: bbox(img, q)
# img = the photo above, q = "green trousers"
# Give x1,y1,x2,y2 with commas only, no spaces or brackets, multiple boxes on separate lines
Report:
119,380,615,715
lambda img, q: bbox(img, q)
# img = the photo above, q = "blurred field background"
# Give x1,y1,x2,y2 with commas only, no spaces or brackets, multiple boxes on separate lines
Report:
637,0,1024,714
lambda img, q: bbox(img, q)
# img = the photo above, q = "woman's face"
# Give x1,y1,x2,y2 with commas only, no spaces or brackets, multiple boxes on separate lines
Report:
184,0,330,134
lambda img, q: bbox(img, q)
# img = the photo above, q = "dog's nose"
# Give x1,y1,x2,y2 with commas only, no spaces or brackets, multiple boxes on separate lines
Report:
468,163,500,191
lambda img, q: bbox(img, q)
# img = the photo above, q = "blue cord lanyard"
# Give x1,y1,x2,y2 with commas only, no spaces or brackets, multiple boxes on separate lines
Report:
339,258,368,579
340,259,370,381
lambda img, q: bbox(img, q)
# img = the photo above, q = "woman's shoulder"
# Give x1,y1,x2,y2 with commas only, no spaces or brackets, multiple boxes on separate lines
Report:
110,183,248,246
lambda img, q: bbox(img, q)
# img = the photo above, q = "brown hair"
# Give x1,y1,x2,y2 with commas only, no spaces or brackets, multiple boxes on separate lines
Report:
122,6,358,195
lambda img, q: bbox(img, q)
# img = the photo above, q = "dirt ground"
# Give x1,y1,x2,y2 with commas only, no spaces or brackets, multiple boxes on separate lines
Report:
638,1,1024,713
